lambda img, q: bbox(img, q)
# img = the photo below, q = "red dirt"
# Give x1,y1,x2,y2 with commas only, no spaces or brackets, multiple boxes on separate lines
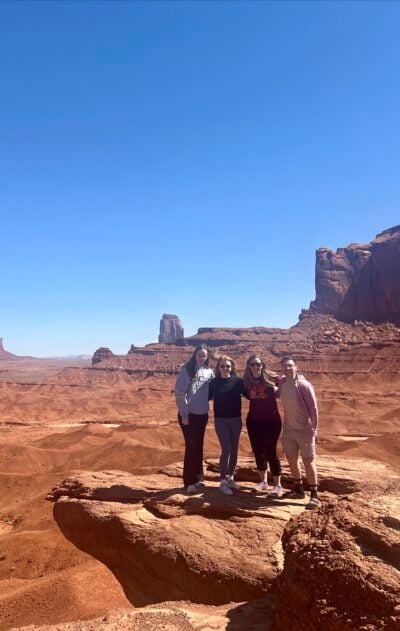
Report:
0,315,399,629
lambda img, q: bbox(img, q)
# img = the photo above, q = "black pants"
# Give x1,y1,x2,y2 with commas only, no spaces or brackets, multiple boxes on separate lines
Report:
246,416,282,476
178,413,208,487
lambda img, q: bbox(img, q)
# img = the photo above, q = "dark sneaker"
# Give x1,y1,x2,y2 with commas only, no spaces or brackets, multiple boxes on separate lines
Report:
282,489,306,500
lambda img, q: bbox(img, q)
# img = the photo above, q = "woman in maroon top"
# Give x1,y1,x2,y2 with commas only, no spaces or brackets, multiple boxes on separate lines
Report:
243,354,283,497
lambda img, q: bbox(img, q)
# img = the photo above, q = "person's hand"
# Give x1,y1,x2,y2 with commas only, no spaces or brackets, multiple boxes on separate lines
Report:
305,422,316,440
181,417,189,426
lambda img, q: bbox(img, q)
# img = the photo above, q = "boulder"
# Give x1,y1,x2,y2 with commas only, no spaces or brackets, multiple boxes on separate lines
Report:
274,495,400,631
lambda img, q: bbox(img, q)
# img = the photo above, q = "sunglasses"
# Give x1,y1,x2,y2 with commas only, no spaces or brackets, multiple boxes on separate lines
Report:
220,364,232,369
249,362,262,367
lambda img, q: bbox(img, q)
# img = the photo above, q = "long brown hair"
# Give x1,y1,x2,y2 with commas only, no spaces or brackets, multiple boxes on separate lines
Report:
242,354,277,389
214,355,237,378
185,345,210,379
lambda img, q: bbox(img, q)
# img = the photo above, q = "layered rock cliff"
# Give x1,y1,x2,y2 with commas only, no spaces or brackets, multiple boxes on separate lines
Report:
306,225,400,324
158,314,184,343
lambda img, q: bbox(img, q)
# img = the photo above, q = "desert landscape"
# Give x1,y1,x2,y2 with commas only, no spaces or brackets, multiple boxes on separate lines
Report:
0,226,399,630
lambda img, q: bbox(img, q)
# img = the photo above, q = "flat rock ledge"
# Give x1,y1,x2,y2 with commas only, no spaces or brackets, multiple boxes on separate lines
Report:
46,456,400,630
48,467,306,606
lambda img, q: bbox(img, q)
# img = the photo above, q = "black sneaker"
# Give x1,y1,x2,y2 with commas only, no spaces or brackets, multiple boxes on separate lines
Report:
282,489,306,500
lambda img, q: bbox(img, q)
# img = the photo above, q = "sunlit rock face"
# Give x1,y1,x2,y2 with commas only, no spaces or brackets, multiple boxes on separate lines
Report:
158,314,184,343
305,225,400,324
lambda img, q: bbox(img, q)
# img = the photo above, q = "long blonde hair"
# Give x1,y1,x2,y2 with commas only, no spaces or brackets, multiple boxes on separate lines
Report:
242,354,277,389
214,355,237,378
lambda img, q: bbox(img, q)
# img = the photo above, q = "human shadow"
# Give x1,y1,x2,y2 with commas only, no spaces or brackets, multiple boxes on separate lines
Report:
143,484,294,521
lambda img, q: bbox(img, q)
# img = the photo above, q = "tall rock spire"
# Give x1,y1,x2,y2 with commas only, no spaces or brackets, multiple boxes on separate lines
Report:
158,314,184,343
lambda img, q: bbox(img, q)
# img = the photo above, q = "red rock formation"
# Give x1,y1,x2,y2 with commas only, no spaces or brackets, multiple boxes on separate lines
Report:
47,457,399,611
158,314,184,343
306,225,400,324
48,466,306,606
91,347,115,365
274,495,400,631
0,337,18,360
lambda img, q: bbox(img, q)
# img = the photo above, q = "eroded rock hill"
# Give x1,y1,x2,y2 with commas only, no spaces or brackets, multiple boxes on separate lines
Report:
92,347,115,366
306,225,400,324
83,313,400,381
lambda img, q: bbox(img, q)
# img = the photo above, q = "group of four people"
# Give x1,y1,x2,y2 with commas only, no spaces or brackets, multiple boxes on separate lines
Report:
175,345,320,510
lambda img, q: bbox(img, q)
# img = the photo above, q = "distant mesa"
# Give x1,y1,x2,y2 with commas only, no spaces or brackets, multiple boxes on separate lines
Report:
302,225,400,325
0,337,19,360
92,347,115,365
158,314,184,343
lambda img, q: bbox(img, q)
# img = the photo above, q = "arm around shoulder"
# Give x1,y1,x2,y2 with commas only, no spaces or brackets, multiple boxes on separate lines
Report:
208,377,215,401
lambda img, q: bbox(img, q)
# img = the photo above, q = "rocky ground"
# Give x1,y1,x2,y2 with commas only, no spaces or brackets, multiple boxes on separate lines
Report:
0,313,399,629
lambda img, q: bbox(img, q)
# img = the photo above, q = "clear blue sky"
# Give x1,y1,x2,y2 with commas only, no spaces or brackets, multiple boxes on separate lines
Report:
1,1,400,356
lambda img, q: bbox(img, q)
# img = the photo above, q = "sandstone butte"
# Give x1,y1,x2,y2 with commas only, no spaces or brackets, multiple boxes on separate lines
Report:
0,226,399,630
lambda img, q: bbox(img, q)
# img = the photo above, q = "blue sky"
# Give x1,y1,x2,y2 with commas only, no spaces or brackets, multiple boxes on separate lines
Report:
1,1,400,356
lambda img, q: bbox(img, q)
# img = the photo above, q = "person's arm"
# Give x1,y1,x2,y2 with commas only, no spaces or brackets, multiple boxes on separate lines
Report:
275,376,284,399
175,367,190,423
302,382,318,434
208,378,215,401
240,378,249,399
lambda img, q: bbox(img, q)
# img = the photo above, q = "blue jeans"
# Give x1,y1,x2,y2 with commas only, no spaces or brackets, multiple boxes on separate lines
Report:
214,416,242,479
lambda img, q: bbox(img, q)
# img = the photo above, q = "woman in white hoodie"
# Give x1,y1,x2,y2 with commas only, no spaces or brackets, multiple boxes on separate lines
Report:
175,345,214,493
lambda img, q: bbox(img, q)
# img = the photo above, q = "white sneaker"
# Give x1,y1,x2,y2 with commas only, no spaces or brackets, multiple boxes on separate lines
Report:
195,481,205,490
186,484,198,493
268,485,284,498
227,478,239,490
219,481,233,496
253,480,268,492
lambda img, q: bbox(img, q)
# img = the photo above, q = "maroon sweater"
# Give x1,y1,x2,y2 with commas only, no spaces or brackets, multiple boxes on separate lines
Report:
246,381,281,422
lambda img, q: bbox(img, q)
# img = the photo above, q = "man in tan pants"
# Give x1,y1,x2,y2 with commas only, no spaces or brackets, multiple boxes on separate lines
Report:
277,357,320,510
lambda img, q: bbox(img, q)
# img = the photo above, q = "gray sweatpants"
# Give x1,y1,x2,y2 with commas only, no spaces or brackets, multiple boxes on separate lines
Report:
214,416,242,479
